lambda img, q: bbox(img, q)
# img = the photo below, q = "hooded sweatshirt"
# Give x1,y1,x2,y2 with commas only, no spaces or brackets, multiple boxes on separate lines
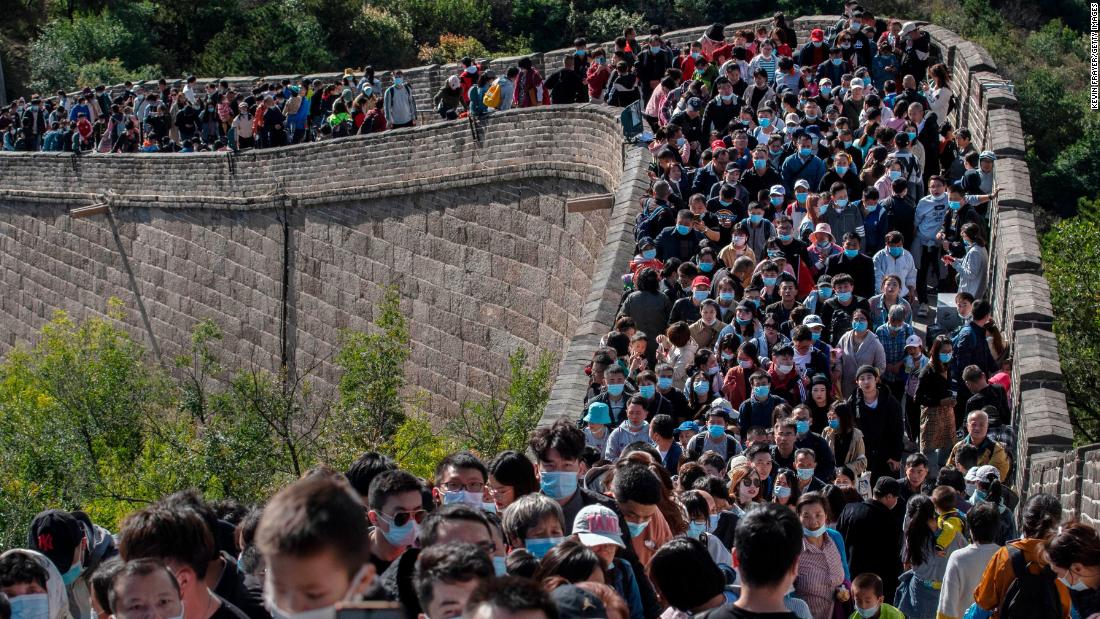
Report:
0,549,74,619
605,420,652,460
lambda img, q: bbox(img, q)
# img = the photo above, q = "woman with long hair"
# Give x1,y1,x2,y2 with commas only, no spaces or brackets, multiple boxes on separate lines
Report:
1045,522,1100,618
915,335,956,466
896,495,966,619
823,401,867,476
725,462,762,515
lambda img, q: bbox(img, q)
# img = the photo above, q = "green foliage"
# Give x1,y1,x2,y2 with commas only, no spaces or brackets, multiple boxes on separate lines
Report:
1041,219,1100,443
446,349,554,458
387,411,457,479
351,7,419,69
197,0,336,76
375,0,494,47
510,0,572,51
73,58,159,89
418,34,490,65
333,287,411,452
583,7,649,44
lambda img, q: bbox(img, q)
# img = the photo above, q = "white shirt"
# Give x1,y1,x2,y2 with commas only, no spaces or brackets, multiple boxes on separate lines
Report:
938,542,1000,619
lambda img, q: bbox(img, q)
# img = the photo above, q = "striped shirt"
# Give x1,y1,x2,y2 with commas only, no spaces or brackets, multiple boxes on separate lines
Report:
794,534,846,619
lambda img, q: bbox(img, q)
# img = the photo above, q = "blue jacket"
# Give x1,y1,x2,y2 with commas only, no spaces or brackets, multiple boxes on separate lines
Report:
780,152,826,195
738,395,787,435
952,321,998,382
655,226,704,263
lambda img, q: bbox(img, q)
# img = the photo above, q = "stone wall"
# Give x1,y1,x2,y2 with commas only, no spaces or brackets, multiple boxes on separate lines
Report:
0,106,650,417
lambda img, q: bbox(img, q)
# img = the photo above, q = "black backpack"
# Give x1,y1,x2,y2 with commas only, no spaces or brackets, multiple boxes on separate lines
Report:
999,545,1063,619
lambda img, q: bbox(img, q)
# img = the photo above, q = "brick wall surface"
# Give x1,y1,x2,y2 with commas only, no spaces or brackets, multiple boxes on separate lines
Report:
0,105,649,420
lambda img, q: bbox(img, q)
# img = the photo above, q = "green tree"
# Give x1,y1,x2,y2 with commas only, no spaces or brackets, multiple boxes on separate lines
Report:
372,0,493,45
418,34,490,65
446,348,554,458
333,287,411,453
1041,218,1100,442
350,7,419,69
583,7,649,44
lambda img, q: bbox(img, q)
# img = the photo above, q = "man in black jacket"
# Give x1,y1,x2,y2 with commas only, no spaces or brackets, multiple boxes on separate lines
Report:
837,477,903,600
824,233,876,299
546,54,588,105
635,35,673,101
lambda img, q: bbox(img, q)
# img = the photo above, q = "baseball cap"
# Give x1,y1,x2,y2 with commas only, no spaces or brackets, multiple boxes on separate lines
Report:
794,179,811,190
687,97,703,111
802,314,825,329
692,276,712,288
905,334,923,348
769,184,786,196
676,421,701,436
900,21,918,36
973,464,1001,483
28,510,85,574
979,150,997,162
584,401,612,425
850,78,865,90
810,28,825,42
856,364,879,378
551,585,607,619
573,504,625,548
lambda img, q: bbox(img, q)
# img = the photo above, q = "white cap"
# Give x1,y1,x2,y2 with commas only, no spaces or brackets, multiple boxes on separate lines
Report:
769,184,786,195
573,504,625,548
850,78,865,90
905,334,923,348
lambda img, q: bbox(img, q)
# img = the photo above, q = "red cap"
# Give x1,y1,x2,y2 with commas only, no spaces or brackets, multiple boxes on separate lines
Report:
692,276,712,289
811,28,825,42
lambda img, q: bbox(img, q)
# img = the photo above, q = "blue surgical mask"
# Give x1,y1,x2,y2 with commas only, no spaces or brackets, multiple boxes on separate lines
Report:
972,489,988,503
687,521,707,538
1058,576,1090,592
394,77,404,85
857,604,881,619
843,140,853,148
540,471,578,500
818,205,829,215
799,147,812,157
642,249,656,260
379,514,419,546
492,555,508,576
821,86,832,95
796,467,814,480
836,165,849,176
889,246,903,258
721,352,735,361
750,213,763,223
889,170,902,180
939,352,953,363
443,490,484,507
819,287,833,299
837,291,853,302
639,384,655,399
778,233,792,242
832,57,844,66
708,424,726,439
693,290,709,302
771,196,783,206
9,594,49,619
828,418,840,430
676,224,691,235
865,202,878,212
844,248,858,258
803,525,827,537
627,520,650,537
796,192,808,203
526,536,564,559
607,383,625,396
699,261,714,273
852,320,868,332
719,292,734,302
753,385,770,399
774,485,792,498
658,376,673,390
812,331,821,341
763,276,778,287
693,380,710,394
907,131,917,141
949,200,961,210
760,117,771,128
796,420,810,434
835,198,849,208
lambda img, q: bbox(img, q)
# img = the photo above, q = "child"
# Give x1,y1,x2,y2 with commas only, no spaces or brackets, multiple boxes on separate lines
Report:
256,476,375,616
0,549,68,619
932,486,969,549
902,334,928,445
849,573,904,619
582,402,612,457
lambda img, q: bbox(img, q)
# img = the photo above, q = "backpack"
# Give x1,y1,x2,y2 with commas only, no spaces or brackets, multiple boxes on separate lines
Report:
482,82,502,108
998,546,1063,619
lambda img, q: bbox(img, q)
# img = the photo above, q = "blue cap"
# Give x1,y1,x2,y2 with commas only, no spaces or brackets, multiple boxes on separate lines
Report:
805,125,822,137
584,402,612,425
675,421,701,436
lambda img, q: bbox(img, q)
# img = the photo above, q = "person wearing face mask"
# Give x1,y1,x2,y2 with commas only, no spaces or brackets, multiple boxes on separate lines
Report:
781,133,826,196
798,29,829,69
820,152,865,203
820,183,866,250
685,407,741,463
364,471,426,576
915,335,957,466
1044,522,1100,619
690,300,727,351
825,234,875,299
604,398,653,460
655,209,705,264
501,493,567,560
816,47,847,86
911,175,949,317
28,509,120,619
849,573,904,619
431,452,491,510
793,493,848,619
0,549,72,619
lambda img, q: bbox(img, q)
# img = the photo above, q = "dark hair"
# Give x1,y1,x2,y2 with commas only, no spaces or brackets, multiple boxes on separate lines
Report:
693,475,730,501
530,420,586,463
1045,521,1100,569
255,476,369,578
91,556,124,614
612,463,661,505
413,542,493,612
0,593,8,619
120,506,215,578
676,462,708,492
647,537,727,611
774,468,801,504
935,467,966,494
345,452,397,497
651,414,676,439
733,503,803,587
464,576,559,619
680,490,710,522
108,558,180,611
851,573,883,597
904,495,936,565
488,451,539,499
0,552,48,590
435,451,488,486
534,539,602,583
966,503,1000,545
1021,494,1062,540
421,504,492,547
368,470,423,511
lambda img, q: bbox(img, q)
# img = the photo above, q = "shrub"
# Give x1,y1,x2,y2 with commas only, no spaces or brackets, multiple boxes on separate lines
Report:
418,34,490,65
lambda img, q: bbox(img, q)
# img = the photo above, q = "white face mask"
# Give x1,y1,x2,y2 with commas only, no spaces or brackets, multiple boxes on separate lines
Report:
265,566,371,619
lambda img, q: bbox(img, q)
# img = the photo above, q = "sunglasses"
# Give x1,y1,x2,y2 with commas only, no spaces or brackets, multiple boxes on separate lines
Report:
381,509,427,527
741,477,762,488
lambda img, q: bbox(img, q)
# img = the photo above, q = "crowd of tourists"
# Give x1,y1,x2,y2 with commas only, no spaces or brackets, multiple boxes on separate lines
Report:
3,5,1099,619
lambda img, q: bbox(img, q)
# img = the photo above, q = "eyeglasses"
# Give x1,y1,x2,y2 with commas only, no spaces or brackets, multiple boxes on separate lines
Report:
440,481,485,493
379,509,427,527
741,478,762,488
